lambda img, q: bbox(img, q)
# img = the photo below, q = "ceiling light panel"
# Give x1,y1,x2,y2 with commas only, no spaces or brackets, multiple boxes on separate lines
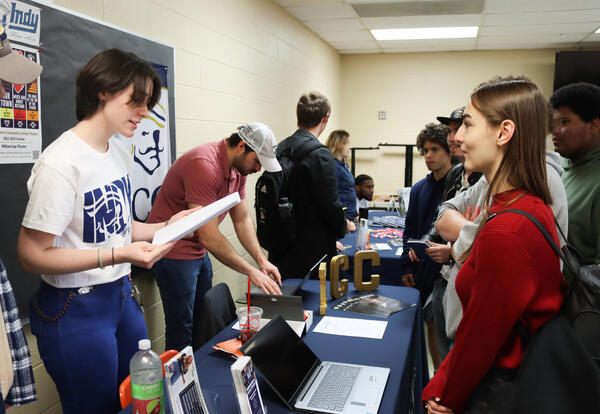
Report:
362,14,481,30
372,26,478,40
352,0,484,18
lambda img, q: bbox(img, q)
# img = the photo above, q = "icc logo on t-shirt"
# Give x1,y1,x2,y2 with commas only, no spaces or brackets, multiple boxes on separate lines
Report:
82,176,132,243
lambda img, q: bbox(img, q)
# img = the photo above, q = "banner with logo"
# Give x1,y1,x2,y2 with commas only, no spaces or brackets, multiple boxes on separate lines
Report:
1,0,41,46
117,63,171,222
0,44,41,164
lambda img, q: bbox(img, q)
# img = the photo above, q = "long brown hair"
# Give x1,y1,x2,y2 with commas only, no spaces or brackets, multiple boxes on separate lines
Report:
326,129,350,161
458,76,551,262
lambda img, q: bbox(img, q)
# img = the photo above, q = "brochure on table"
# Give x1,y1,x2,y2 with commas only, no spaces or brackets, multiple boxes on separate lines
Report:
164,346,210,414
333,293,415,318
152,192,241,245
231,356,267,414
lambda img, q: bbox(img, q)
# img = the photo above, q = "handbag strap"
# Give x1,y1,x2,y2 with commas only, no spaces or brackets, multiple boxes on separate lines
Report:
486,209,580,344
488,209,578,277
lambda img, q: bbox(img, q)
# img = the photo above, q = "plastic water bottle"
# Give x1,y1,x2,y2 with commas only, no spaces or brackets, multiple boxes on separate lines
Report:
357,218,369,250
130,339,164,414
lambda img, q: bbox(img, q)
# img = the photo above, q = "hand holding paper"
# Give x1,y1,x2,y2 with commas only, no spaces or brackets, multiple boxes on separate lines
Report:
152,193,241,245
168,205,203,239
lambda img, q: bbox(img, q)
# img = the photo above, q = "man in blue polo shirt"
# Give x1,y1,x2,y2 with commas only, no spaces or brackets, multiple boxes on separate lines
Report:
399,122,452,370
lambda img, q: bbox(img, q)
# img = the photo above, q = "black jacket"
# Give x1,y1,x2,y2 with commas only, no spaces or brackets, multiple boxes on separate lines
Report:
269,129,347,278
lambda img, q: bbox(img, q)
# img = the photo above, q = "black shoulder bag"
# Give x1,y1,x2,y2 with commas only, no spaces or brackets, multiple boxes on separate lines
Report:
488,209,600,414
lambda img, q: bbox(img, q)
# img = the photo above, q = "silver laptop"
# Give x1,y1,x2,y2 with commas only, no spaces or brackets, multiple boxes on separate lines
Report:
237,254,327,303
241,315,389,414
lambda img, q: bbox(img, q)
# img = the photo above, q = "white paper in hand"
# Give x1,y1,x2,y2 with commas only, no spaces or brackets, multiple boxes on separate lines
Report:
152,192,241,245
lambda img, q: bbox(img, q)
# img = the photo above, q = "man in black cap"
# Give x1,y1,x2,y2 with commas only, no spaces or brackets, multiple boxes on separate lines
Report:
436,106,483,201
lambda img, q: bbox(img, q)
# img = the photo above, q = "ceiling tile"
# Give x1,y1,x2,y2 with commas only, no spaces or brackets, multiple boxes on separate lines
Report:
285,2,357,21
581,33,600,42
274,0,600,53
304,18,365,32
484,10,600,26
479,22,599,36
275,0,338,7
318,30,374,42
346,0,414,3
377,37,477,49
484,0,600,13
328,39,381,49
477,33,585,45
362,14,482,29
382,43,475,53
476,42,578,50
339,48,383,54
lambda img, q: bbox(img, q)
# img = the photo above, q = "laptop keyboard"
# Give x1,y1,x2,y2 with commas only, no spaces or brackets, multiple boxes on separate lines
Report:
280,285,296,295
249,284,296,295
307,364,360,412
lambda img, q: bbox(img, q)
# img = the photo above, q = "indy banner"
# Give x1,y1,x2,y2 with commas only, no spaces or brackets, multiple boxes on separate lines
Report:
1,0,41,46
0,44,41,164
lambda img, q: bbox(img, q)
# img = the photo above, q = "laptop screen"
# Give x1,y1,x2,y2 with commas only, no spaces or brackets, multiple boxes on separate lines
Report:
241,315,319,405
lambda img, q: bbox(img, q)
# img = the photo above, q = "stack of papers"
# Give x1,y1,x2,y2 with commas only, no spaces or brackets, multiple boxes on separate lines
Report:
152,192,240,245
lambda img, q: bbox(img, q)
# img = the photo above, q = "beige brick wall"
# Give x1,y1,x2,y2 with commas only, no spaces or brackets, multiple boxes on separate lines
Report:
8,0,341,412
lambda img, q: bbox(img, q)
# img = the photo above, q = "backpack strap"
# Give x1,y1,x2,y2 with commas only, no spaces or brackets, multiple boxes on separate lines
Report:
290,138,324,163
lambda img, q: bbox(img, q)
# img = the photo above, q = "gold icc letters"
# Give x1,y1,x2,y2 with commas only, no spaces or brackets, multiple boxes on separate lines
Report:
353,250,380,291
319,262,327,316
318,250,381,315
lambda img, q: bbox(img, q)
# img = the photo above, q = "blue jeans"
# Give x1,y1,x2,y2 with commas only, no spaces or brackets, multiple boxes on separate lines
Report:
154,255,213,351
30,276,147,414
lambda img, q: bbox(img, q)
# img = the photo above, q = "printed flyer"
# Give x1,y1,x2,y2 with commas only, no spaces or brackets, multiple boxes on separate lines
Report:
0,44,41,164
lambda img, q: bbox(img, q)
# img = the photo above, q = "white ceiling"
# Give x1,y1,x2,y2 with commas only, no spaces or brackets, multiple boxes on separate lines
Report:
275,0,600,53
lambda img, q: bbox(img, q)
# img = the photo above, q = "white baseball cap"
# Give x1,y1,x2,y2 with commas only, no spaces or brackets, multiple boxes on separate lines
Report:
238,122,281,173
0,23,43,84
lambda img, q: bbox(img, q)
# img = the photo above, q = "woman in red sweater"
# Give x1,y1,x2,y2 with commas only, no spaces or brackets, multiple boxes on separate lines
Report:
423,77,566,414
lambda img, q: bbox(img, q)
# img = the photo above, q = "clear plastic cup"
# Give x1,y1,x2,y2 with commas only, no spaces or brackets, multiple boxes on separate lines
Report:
236,306,263,344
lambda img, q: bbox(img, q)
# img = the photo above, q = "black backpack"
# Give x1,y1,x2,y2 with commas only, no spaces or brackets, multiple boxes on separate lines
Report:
255,139,323,255
488,209,600,413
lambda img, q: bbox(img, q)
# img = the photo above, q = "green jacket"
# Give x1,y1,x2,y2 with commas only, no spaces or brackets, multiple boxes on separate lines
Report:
563,147,600,274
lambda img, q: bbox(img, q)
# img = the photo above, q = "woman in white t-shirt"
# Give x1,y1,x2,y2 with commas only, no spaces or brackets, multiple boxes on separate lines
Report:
17,49,188,413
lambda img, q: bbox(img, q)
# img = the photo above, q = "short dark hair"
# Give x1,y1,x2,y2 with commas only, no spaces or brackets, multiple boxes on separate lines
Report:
416,123,450,154
297,91,331,129
355,174,373,186
76,48,161,121
549,82,600,122
227,132,252,153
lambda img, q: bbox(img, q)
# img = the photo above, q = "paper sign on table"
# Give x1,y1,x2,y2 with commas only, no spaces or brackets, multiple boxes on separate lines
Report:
152,192,240,245
313,316,387,339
